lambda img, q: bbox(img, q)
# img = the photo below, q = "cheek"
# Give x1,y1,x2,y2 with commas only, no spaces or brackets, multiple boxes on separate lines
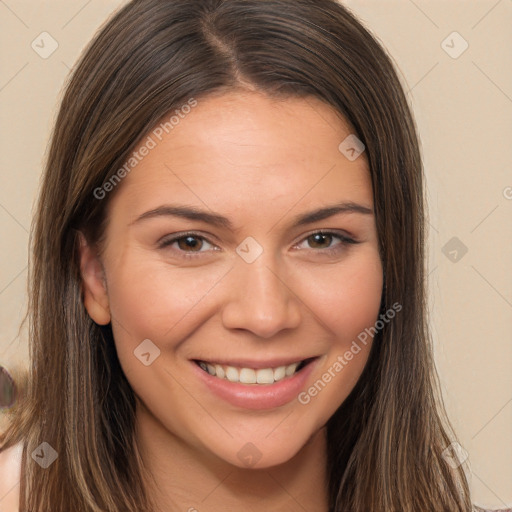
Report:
293,251,383,418
105,251,229,343
295,250,383,341
334,261,383,339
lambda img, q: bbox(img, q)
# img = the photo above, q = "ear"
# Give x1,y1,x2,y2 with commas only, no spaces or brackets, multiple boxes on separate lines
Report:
78,231,111,325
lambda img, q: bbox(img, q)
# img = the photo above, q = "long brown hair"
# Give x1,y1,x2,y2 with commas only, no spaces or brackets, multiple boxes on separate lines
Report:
1,0,472,510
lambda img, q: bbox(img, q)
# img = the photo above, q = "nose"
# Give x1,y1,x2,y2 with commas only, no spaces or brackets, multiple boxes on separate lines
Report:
221,256,302,338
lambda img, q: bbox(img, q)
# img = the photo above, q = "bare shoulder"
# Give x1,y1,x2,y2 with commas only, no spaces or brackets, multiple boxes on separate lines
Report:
0,442,23,512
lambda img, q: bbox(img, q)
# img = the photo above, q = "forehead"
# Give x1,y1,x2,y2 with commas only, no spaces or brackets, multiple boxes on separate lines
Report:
106,91,372,219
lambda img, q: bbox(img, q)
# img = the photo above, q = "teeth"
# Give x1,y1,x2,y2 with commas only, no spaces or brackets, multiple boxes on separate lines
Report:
285,363,298,376
215,364,225,379
256,368,274,384
225,366,239,383
273,366,286,381
197,360,306,384
239,368,256,384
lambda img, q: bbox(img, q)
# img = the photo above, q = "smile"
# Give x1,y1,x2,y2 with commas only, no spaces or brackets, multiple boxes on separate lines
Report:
192,356,320,410
195,359,312,385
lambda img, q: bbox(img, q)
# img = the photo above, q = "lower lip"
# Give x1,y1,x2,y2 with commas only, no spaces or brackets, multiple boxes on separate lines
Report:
191,358,319,410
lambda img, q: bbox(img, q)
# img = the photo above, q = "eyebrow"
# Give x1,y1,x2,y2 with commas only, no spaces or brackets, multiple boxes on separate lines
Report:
129,201,373,231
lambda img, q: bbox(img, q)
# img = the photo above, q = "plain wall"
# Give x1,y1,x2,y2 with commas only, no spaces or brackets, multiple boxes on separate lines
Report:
0,0,510,508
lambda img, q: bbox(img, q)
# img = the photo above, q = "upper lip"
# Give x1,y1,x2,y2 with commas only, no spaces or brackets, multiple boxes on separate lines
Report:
192,356,318,369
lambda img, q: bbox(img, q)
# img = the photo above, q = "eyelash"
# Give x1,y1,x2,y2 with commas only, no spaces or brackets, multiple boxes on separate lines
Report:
158,230,360,259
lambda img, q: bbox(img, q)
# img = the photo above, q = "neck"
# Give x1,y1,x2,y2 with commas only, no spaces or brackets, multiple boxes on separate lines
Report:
134,401,329,512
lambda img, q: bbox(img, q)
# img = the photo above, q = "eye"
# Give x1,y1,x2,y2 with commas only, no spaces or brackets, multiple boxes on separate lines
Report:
158,230,359,260
158,232,218,258
293,231,359,254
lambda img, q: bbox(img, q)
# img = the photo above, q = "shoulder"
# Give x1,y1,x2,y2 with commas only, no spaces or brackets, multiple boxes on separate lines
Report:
0,442,23,512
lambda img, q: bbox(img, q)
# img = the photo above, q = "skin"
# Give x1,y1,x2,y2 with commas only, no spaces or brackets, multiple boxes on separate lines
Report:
79,90,383,511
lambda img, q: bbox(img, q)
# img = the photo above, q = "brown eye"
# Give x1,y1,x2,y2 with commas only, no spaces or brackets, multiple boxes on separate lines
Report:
307,233,334,249
176,235,204,252
158,232,218,259
294,231,359,255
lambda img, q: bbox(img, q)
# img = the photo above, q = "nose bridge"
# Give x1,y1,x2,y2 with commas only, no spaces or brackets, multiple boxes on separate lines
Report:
221,251,302,338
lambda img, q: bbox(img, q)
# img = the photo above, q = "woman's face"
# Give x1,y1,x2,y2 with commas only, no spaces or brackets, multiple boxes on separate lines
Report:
80,90,383,469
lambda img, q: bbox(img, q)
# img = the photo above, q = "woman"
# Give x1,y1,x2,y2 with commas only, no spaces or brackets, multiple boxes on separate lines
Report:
0,0,508,510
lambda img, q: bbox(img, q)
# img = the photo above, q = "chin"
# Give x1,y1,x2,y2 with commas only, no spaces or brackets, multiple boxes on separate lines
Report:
206,427,321,470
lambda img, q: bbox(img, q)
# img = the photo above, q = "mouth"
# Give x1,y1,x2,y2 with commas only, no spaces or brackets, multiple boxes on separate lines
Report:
192,356,321,410
193,357,316,385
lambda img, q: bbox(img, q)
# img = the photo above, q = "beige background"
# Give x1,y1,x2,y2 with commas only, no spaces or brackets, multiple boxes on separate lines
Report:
0,0,510,508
